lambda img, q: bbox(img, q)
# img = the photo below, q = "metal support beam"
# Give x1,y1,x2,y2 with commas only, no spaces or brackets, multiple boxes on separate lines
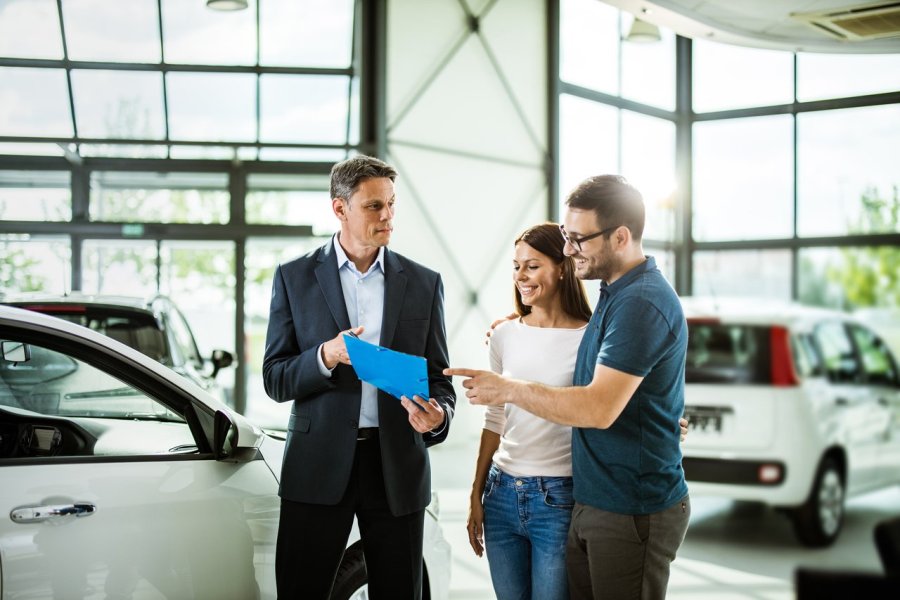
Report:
547,0,560,221
359,0,387,158
229,165,248,414
674,36,693,296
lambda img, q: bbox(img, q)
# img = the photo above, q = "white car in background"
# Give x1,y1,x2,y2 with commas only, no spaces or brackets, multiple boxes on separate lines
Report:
0,305,450,599
2,292,236,407
680,297,900,547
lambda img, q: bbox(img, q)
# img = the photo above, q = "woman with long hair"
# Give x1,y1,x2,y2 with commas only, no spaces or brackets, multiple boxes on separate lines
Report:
467,222,592,600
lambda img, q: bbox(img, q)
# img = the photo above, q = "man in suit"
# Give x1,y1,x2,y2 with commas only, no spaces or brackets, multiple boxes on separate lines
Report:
263,155,455,599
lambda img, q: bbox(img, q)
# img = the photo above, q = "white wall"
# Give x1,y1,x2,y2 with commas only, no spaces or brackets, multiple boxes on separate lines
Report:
385,0,549,452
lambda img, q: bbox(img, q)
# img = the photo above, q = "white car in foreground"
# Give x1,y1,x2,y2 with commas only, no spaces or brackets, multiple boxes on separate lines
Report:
680,297,900,547
0,305,450,599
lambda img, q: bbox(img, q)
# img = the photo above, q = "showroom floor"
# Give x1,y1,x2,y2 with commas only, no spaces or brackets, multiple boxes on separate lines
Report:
431,433,897,599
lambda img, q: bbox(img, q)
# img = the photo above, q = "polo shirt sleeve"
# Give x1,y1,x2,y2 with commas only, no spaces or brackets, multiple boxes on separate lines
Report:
596,296,673,377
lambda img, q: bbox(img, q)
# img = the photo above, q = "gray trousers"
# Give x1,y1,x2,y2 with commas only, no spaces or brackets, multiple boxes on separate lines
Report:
566,495,690,600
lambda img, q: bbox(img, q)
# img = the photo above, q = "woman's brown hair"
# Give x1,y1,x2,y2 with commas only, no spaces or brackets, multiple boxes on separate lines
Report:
513,222,592,322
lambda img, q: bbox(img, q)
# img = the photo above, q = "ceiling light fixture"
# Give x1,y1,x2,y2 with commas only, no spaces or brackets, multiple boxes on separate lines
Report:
625,17,662,43
206,0,248,11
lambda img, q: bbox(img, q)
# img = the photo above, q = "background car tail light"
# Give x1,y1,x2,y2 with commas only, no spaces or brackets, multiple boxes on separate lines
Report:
22,304,87,313
758,464,783,484
770,326,798,386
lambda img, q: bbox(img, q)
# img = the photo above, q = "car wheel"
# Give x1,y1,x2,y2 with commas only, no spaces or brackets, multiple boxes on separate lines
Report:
331,547,368,600
791,456,845,547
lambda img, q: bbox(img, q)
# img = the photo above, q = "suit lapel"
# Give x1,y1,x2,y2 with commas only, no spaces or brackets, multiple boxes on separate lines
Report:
380,248,407,348
314,241,352,332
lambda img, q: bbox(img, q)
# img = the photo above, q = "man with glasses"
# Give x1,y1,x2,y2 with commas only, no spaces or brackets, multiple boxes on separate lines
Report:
448,175,690,600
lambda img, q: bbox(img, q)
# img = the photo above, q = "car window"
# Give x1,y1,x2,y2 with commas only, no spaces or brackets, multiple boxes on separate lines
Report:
791,333,824,378
686,322,770,384
30,309,172,366
164,309,203,369
0,336,196,460
849,325,899,386
813,322,862,384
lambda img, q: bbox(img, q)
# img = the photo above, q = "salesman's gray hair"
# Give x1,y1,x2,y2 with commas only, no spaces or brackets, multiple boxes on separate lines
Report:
330,155,398,203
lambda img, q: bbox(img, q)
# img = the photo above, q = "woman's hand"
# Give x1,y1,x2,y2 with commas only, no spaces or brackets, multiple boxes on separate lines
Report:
467,492,486,557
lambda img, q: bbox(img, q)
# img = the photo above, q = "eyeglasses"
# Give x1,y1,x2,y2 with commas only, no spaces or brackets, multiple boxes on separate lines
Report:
559,223,619,253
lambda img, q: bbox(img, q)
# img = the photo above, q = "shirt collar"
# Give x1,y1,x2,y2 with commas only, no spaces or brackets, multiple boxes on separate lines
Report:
332,233,384,276
601,256,656,296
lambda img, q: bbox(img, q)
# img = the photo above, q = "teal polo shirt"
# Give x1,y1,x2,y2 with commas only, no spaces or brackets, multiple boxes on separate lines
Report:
572,256,689,514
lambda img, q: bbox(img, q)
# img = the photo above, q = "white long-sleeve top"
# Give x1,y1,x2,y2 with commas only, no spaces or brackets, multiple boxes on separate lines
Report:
484,318,586,477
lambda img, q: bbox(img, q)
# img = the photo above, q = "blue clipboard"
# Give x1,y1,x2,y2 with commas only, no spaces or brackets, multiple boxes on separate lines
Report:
344,335,429,401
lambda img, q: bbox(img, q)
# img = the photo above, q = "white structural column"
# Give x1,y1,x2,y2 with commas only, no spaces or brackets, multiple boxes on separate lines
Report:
385,1,549,437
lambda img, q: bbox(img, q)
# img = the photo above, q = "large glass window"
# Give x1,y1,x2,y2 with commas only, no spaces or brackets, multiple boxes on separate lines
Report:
798,53,900,102
246,174,336,233
70,70,166,140
797,104,900,238
693,115,794,241
0,67,73,138
259,0,354,68
259,75,351,144
0,0,63,59
558,94,618,210
799,247,900,310
0,236,71,294
559,0,619,95
693,40,793,112
159,241,236,362
61,0,161,63
0,171,71,221
243,237,327,428
621,23,675,110
161,0,256,66
693,250,792,300
621,111,676,241
81,240,158,297
90,172,229,224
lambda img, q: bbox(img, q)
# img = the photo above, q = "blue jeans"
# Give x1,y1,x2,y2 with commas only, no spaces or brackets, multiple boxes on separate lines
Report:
482,464,574,600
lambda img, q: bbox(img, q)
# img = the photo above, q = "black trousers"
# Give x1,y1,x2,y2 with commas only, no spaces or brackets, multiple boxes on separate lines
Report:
275,437,425,600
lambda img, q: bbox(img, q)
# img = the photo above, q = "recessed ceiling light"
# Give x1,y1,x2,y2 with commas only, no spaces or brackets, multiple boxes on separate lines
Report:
206,0,248,11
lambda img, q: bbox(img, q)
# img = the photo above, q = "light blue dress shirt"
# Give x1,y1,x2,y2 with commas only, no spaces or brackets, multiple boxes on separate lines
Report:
317,234,385,427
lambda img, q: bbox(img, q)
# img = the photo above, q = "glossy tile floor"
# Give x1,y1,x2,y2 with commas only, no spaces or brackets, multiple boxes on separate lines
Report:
431,433,897,599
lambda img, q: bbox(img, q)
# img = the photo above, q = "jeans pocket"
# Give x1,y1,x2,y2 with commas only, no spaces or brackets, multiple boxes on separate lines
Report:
483,469,498,499
543,482,574,509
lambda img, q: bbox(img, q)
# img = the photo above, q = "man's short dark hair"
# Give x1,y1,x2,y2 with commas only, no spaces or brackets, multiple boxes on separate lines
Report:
565,175,645,241
330,155,398,202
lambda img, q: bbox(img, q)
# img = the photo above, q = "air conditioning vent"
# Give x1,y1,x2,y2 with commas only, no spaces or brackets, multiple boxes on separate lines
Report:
791,1,900,41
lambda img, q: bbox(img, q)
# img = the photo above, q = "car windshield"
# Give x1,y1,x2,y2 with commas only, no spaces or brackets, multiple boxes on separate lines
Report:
686,322,771,384
21,306,172,366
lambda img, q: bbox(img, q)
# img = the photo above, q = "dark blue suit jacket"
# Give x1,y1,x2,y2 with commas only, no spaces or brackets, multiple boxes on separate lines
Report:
262,241,455,516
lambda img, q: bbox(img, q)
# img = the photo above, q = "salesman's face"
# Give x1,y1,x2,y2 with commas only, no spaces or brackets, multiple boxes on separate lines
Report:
334,176,396,250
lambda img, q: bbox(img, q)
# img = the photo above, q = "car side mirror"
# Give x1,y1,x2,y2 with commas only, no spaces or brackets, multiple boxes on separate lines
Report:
213,409,239,460
210,349,234,379
0,341,31,363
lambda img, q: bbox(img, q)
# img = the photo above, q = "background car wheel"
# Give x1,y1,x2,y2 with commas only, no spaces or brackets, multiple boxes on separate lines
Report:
791,456,845,547
331,547,368,600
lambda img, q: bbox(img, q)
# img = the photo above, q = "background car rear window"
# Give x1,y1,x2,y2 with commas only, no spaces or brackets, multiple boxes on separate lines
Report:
686,323,770,384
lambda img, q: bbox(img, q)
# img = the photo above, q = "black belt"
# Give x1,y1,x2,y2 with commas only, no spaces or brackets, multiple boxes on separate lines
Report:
356,427,379,441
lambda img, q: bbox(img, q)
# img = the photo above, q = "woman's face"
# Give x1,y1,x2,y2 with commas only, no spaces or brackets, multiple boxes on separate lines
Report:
513,241,563,310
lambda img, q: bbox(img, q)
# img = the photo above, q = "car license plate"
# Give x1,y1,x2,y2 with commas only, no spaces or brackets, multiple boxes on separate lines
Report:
684,405,734,434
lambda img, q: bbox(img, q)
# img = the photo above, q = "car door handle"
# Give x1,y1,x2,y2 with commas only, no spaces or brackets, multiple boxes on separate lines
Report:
878,398,889,406
10,503,97,524
835,397,849,406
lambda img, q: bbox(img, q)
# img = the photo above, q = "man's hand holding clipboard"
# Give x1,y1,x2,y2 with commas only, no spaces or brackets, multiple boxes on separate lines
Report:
344,333,445,433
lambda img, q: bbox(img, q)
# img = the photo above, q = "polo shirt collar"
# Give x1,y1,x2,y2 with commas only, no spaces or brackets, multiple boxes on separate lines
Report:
601,255,656,296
